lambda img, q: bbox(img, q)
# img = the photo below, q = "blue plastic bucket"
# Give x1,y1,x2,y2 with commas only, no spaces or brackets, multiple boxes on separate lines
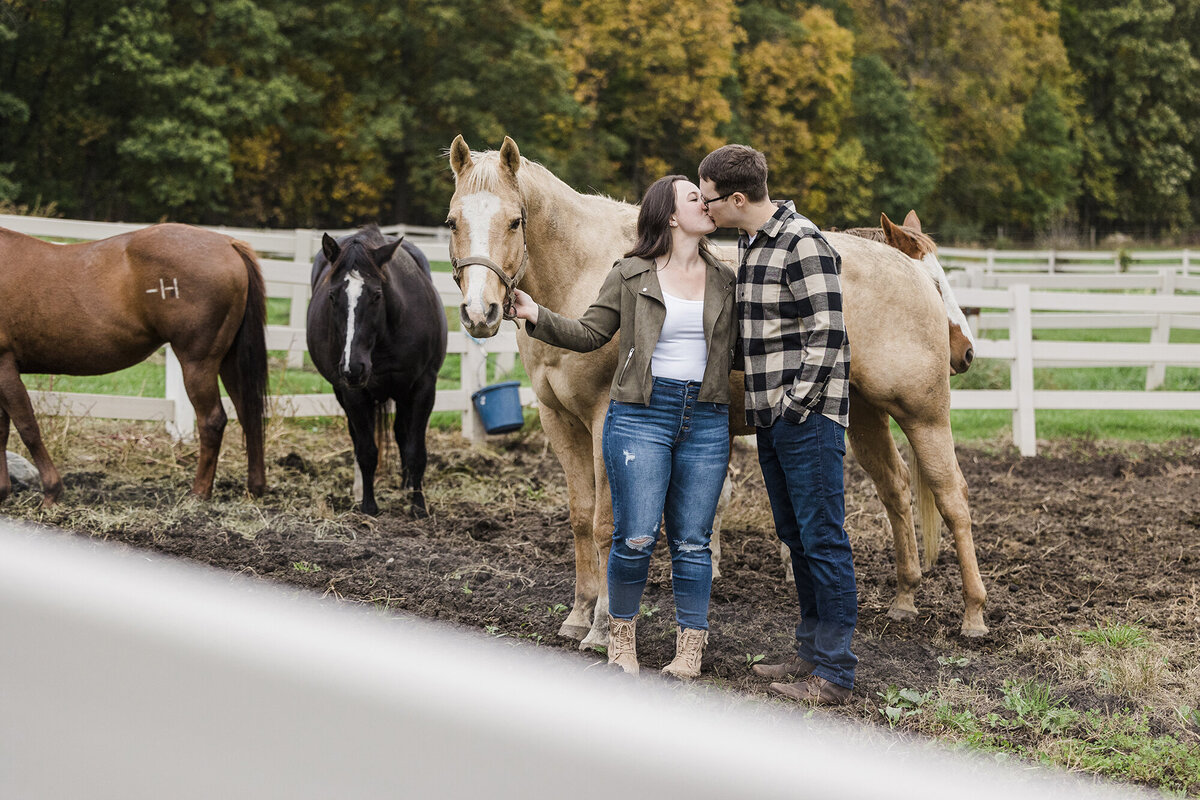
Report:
470,381,525,434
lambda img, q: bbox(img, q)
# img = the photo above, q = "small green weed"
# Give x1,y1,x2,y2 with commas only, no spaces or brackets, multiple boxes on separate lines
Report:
637,603,660,620
1076,621,1149,649
877,685,932,726
1000,680,1079,734
290,561,321,573
745,653,766,667
937,655,970,668
547,603,568,616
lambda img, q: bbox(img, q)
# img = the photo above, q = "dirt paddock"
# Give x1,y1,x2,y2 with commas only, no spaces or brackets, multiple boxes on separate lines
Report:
5,422,1200,790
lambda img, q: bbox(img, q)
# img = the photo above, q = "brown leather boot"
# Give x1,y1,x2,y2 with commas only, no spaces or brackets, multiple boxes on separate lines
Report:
660,626,708,681
769,675,852,706
751,653,815,680
607,615,639,675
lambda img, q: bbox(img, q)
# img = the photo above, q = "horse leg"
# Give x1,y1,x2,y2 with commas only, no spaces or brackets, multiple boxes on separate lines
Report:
710,464,733,580
899,419,988,637
393,376,437,518
341,390,379,516
580,412,615,651
847,393,922,621
176,356,229,499
218,358,265,497
0,354,62,505
540,405,601,643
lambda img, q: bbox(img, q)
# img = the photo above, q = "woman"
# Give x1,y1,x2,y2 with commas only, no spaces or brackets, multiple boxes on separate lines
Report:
510,176,737,679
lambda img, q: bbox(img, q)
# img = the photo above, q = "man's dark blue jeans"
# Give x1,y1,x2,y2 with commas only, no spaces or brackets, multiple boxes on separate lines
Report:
756,411,858,689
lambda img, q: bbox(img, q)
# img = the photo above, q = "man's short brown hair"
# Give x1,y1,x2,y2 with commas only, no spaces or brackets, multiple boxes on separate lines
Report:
699,144,768,202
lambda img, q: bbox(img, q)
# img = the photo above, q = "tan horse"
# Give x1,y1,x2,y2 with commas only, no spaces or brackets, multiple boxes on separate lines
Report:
841,211,976,375
447,136,988,640
0,224,268,506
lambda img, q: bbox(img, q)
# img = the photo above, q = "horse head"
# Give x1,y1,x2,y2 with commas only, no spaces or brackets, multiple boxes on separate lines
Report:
446,134,529,338
321,231,400,388
881,212,976,375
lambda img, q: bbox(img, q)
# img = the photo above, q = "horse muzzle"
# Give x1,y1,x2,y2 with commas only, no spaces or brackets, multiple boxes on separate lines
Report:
459,302,503,338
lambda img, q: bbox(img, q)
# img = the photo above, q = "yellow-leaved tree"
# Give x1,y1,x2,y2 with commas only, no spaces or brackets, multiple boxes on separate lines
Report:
736,6,874,224
542,0,742,200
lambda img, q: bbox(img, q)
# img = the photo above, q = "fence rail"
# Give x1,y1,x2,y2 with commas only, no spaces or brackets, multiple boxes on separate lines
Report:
5,214,1200,454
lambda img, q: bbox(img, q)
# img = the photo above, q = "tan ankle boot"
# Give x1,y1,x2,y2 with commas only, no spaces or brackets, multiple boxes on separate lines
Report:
607,615,639,674
660,626,708,681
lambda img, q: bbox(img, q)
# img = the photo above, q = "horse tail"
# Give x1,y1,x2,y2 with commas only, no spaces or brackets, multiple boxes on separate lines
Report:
227,240,269,488
909,444,941,572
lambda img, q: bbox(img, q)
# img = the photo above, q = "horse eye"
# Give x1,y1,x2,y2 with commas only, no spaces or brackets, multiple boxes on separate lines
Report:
509,218,521,230
445,218,457,231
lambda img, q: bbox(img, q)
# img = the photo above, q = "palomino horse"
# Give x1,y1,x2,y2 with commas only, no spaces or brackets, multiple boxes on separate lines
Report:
447,136,988,640
0,223,268,506
307,227,448,517
841,211,976,376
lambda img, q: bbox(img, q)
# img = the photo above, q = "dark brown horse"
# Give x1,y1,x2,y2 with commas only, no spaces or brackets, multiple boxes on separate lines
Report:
0,223,268,506
307,227,448,517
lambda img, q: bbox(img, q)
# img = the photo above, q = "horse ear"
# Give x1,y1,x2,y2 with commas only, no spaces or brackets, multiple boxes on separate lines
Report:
322,233,340,263
499,136,521,176
903,210,922,232
450,135,473,177
372,240,402,266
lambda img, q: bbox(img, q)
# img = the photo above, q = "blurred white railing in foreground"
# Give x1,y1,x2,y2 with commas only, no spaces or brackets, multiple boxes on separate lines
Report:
0,522,1153,800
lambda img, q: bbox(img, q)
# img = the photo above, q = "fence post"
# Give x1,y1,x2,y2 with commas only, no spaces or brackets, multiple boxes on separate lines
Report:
461,335,487,443
1048,251,1056,273
1146,268,1177,390
288,229,313,368
164,345,194,442
1010,285,1036,456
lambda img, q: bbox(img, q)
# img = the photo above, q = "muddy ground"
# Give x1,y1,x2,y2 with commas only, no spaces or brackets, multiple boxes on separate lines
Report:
4,423,1200,790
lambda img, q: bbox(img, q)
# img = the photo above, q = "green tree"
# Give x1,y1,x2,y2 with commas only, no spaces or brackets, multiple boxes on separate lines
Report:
1007,82,1082,231
849,54,937,222
0,0,296,221
846,0,1080,239
1060,0,1200,233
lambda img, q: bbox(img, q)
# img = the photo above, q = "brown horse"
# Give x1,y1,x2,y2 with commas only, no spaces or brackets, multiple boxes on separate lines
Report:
447,136,987,642
0,223,268,506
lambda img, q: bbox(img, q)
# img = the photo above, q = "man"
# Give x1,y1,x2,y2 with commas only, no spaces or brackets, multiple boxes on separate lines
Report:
698,144,857,705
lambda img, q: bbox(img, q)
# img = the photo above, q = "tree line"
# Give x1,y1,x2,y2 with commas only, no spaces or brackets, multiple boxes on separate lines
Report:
2,0,1198,243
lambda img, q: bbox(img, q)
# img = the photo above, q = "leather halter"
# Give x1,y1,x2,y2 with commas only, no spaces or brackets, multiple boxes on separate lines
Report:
449,210,529,321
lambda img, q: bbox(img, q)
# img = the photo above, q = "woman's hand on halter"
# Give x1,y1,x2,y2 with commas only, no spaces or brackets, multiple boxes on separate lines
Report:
510,289,539,325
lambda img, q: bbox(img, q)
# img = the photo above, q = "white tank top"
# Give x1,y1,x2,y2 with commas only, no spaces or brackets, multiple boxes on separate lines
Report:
651,290,707,382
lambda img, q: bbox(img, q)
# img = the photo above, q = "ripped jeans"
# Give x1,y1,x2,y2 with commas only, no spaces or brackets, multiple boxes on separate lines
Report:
602,378,729,630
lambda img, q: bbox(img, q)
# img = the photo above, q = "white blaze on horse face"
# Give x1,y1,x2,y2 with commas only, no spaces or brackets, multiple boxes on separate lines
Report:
459,190,503,317
341,270,365,374
919,253,975,346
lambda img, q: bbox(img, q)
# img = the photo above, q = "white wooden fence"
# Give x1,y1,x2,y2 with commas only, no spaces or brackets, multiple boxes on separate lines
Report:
951,285,1200,455
4,214,1200,455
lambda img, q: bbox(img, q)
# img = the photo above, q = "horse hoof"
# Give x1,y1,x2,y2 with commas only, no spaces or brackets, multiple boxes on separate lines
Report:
886,604,919,622
558,621,589,641
360,502,379,516
410,503,429,519
960,622,990,638
579,629,608,652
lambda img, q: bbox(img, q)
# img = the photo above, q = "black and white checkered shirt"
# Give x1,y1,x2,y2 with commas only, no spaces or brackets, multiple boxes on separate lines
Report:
737,201,850,428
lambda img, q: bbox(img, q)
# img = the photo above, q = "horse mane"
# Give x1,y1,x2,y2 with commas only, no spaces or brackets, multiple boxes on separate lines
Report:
454,149,631,212
837,224,939,255
327,225,392,284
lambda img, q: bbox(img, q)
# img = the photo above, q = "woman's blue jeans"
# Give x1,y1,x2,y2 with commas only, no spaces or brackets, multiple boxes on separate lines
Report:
602,378,729,630
756,412,858,689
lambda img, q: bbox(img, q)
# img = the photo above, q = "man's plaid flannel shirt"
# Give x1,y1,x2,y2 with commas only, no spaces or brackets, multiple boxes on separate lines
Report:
737,201,850,429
